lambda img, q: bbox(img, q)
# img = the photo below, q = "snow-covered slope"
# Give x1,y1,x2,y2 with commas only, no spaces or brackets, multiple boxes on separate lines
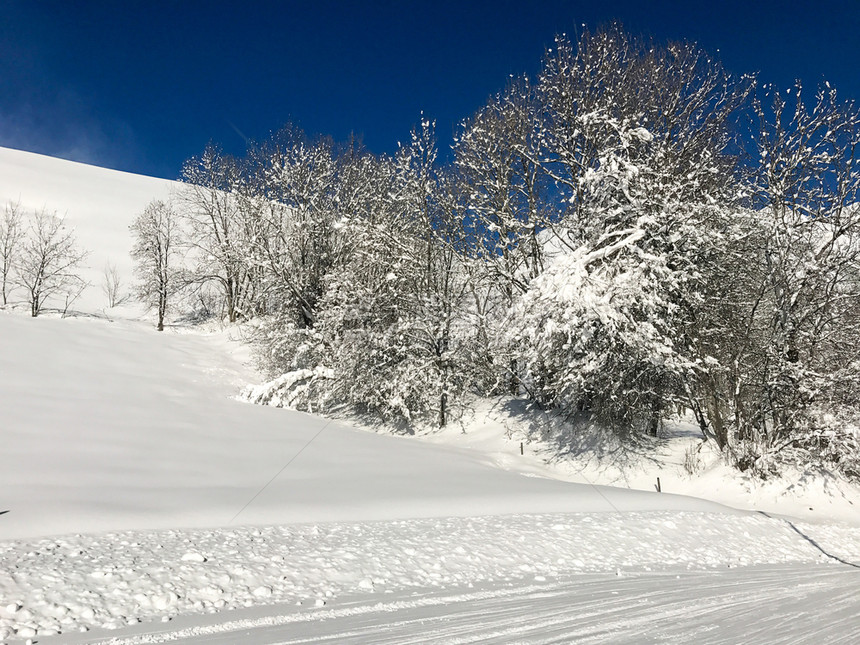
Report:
2,310,859,643
0,312,734,542
0,146,177,312
1,147,859,643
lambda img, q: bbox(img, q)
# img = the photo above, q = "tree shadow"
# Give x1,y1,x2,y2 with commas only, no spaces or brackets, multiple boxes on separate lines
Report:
492,398,665,486
758,511,860,569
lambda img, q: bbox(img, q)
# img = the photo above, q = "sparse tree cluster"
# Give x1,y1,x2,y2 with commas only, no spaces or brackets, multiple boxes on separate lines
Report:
101,262,127,308
143,25,860,477
1,201,88,316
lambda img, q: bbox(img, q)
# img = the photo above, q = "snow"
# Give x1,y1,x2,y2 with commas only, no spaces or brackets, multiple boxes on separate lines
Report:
1,147,860,643
2,513,859,642
0,312,733,542
412,397,860,525
0,146,177,313
32,565,859,644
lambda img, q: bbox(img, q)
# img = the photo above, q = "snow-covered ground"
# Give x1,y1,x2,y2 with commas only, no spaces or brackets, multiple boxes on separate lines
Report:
413,398,860,526
36,565,860,644
2,313,729,542
1,147,859,643
0,146,176,313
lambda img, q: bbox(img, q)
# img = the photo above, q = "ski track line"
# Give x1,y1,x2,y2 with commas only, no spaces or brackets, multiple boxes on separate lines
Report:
43,565,860,645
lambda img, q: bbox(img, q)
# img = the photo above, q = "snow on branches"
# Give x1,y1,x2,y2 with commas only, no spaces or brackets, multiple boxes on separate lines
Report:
145,25,860,477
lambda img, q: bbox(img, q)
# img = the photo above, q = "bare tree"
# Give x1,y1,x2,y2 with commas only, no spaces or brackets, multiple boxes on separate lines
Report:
179,144,251,323
455,76,548,303
16,209,88,317
130,199,184,331
0,200,24,305
101,261,126,308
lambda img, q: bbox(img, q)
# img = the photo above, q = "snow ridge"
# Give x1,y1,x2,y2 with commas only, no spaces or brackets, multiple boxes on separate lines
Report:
2,511,857,640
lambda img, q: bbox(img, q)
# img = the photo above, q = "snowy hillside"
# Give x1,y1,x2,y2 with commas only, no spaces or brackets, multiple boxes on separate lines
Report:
0,146,176,312
3,309,860,644
1,147,859,643
1,313,730,542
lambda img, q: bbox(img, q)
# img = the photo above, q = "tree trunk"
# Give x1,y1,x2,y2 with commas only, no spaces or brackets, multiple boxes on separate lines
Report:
509,358,519,395
647,391,661,437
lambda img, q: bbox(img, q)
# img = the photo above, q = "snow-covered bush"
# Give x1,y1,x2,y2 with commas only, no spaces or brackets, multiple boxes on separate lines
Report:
508,225,691,434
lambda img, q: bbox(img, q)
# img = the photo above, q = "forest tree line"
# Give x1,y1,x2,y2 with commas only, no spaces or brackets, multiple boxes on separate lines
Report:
128,26,860,478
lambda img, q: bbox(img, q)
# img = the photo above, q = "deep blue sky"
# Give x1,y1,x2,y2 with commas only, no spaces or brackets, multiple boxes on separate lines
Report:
1,0,858,179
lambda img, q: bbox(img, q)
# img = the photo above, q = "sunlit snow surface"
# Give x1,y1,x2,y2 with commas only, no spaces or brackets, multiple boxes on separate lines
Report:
1,147,859,643
0,314,729,542
0,146,176,313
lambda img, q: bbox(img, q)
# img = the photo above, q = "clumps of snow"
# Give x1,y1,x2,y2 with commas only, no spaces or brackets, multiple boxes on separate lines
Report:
629,126,654,142
1,511,857,639
241,367,333,408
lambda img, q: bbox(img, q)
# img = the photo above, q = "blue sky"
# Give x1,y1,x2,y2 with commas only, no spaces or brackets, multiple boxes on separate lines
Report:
1,0,858,179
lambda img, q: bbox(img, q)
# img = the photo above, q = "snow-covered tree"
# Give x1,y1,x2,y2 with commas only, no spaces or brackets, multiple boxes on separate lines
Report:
508,26,752,435
248,120,476,427
101,262,126,308
179,144,252,322
312,121,472,426
691,82,860,473
175,25,860,476
0,200,23,305
241,128,345,327
15,208,88,317
453,78,554,395
130,199,184,331
455,77,549,301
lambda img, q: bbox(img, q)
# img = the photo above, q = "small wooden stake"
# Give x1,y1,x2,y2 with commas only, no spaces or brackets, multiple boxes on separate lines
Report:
520,442,524,455
655,477,662,493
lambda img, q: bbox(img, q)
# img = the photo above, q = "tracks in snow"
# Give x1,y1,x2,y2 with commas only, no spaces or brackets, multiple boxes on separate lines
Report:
42,564,860,645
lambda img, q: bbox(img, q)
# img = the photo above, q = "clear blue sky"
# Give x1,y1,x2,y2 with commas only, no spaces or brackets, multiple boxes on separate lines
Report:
1,0,858,179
